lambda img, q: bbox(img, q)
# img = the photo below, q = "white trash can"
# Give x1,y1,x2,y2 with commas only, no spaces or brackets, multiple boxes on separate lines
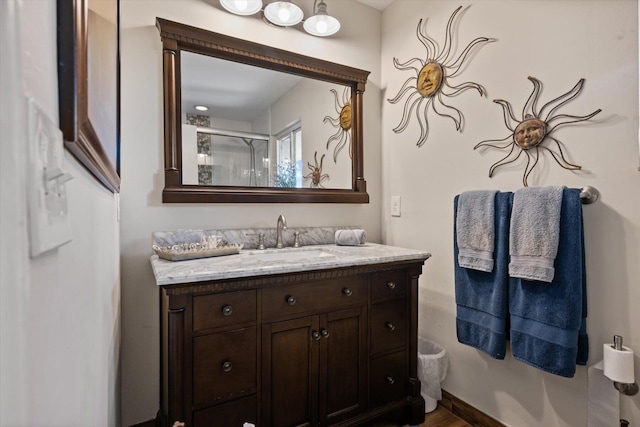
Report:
417,337,448,413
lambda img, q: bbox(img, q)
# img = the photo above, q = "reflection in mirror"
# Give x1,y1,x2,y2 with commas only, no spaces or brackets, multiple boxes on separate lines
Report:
157,18,370,203
180,51,352,189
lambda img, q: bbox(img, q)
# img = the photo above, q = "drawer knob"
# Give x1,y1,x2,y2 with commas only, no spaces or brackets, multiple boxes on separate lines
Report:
312,330,321,341
222,305,233,316
385,322,396,331
285,295,297,305
321,329,330,339
342,287,353,296
387,281,396,290
222,361,233,372
385,376,395,385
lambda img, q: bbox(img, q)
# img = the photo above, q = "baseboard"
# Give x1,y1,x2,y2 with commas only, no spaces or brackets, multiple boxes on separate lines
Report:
439,390,506,427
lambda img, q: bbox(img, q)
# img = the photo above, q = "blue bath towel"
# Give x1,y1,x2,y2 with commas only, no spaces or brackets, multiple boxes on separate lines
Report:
454,192,512,359
509,188,589,377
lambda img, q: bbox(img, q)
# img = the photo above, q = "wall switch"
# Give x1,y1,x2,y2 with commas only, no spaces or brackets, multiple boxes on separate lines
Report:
27,98,73,257
391,196,401,217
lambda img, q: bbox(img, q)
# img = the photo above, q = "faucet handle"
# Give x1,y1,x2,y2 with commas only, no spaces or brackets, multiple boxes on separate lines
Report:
245,232,266,250
293,230,308,248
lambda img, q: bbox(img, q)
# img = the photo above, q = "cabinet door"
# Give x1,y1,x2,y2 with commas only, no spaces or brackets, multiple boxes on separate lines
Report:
262,316,319,427
319,307,367,426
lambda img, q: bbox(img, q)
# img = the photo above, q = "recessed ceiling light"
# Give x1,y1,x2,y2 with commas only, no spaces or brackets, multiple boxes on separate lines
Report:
194,105,209,111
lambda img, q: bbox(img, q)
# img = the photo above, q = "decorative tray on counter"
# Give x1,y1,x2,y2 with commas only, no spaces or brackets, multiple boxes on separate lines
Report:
152,235,243,261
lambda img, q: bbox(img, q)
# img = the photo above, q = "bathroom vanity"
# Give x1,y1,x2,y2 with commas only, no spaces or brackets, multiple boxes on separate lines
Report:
151,243,430,427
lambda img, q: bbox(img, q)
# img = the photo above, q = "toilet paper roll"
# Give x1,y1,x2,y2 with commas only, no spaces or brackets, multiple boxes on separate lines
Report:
603,343,635,384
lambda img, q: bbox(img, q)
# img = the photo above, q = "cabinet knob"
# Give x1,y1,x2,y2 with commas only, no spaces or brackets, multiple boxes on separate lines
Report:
222,305,233,316
387,281,396,290
222,361,233,372
342,287,353,296
321,329,330,339
285,295,297,305
385,376,395,385
385,322,396,331
312,330,321,341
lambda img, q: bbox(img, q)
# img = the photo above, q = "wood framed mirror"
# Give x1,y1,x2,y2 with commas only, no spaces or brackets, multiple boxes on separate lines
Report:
57,0,120,193
156,18,369,203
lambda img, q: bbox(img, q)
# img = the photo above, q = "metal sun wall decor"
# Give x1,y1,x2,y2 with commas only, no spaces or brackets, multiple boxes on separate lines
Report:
303,151,329,188
324,87,352,162
474,76,602,187
387,6,492,147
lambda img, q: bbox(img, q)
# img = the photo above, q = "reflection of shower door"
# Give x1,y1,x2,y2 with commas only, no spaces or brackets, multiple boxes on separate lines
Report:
275,122,302,187
195,128,269,187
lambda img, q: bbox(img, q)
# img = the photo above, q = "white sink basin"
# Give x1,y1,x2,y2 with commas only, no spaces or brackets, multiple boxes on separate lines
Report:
245,248,337,262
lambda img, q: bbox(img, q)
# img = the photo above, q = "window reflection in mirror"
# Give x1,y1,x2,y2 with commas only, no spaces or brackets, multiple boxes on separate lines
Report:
180,51,353,190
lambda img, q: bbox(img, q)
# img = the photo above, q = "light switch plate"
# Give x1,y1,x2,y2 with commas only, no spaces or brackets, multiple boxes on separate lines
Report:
27,98,73,257
391,196,401,217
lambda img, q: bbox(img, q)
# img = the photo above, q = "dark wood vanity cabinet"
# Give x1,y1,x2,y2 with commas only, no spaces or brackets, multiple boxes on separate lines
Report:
160,261,426,427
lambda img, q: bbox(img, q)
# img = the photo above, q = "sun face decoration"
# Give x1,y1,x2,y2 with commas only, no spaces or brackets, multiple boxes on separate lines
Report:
474,76,602,187
324,87,352,162
303,151,329,188
387,6,492,147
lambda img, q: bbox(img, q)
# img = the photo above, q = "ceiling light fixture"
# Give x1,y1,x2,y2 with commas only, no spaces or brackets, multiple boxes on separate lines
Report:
304,0,340,37
219,0,340,37
220,0,263,15
264,1,303,27
194,105,209,111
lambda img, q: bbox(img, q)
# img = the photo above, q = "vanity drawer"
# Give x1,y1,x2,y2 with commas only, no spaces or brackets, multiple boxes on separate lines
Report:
370,351,407,408
371,299,407,354
370,270,407,301
193,395,257,427
193,327,257,405
193,290,257,332
262,277,367,321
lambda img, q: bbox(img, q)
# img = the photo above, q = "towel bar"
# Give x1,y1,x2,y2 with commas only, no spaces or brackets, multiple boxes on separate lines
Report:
580,186,599,204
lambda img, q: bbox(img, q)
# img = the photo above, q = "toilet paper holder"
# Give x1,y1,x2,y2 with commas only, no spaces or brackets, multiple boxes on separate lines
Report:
609,335,638,396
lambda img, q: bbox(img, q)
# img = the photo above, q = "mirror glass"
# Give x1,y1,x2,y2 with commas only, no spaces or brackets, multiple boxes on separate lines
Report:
157,18,369,203
180,52,353,189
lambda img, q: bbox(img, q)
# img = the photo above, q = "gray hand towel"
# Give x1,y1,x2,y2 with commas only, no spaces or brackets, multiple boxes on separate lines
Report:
335,229,366,246
455,190,499,272
509,186,565,282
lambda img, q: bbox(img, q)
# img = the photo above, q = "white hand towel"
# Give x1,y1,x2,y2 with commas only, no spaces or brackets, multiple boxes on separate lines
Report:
455,190,498,272
335,229,366,246
509,186,565,282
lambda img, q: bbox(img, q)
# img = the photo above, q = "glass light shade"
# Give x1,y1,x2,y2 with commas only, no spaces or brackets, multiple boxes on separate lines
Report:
220,0,263,16
303,13,340,36
264,1,303,26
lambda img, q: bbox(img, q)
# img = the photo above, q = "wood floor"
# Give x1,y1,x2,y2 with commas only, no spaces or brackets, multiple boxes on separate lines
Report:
420,406,472,427
373,406,472,427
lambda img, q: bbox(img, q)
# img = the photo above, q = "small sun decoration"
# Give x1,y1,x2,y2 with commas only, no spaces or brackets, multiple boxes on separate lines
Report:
303,151,329,188
474,76,601,187
387,6,492,147
324,87,352,162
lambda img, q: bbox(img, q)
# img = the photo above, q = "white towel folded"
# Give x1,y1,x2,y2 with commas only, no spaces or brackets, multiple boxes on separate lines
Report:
509,186,565,282
455,190,498,272
335,229,366,246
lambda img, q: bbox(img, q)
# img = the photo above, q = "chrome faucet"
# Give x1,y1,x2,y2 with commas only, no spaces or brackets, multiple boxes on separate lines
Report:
276,214,287,248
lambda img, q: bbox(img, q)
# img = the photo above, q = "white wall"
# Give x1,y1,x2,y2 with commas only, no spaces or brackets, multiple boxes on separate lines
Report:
119,0,382,424
0,1,120,426
381,1,639,426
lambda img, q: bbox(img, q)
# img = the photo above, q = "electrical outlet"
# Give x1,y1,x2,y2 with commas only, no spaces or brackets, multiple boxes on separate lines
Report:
391,196,401,217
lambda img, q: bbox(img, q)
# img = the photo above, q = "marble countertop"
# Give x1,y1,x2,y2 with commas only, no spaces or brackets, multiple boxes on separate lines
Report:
150,243,431,286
